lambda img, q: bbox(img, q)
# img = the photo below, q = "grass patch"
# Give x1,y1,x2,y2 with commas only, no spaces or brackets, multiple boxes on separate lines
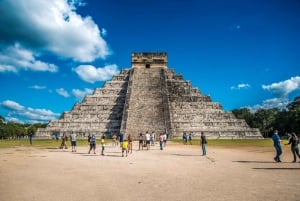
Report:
0,138,289,149
0,139,112,149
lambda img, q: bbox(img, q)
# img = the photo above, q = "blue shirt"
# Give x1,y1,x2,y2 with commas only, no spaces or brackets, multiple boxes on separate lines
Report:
272,133,280,146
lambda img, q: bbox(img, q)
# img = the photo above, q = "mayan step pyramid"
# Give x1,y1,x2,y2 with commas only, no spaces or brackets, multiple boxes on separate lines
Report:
36,52,263,139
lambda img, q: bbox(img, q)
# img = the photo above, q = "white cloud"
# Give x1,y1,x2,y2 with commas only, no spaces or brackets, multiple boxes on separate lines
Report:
4,117,24,124
74,64,119,83
230,83,251,90
0,44,58,73
29,85,47,90
1,100,24,111
1,100,60,123
245,97,290,113
56,88,70,97
0,0,110,63
72,88,93,100
262,76,300,96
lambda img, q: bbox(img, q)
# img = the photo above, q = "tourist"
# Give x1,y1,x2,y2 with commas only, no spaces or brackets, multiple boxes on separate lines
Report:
88,134,96,154
55,131,59,141
101,135,105,156
119,132,124,147
28,132,33,145
112,133,117,147
138,133,144,150
163,132,167,147
60,133,68,149
272,130,282,162
127,134,133,154
122,139,128,157
70,131,77,152
151,131,156,146
87,134,91,148
159,133,164,150
201,132,207,156
145,131,151,150
188,132,192,145
285,132,300,163
182,132,187,145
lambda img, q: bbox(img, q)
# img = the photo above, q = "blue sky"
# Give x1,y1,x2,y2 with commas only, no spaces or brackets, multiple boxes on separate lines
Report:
0,0,299,124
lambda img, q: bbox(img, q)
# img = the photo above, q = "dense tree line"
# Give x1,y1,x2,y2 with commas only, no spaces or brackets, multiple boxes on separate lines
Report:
232,96,300,138
0,117,46,139
0,96,299,139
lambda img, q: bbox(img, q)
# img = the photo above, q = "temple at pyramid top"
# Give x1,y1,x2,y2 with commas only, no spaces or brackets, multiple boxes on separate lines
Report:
131,52,168,68
36,52,263,139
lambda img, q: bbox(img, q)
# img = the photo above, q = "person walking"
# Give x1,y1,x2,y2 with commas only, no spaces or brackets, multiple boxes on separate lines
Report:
272,130,282,162
285,132,300,163
201,132,207,156
70,131,77,152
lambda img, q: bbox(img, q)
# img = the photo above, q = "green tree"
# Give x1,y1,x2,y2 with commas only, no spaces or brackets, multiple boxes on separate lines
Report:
232,108,255,127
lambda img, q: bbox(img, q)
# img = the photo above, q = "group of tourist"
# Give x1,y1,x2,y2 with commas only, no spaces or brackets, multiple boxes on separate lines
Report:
272,129,300,163
137,131,167,150
56,129,300,163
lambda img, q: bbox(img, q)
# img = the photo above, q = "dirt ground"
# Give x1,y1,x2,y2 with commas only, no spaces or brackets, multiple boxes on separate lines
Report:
0,141,300,201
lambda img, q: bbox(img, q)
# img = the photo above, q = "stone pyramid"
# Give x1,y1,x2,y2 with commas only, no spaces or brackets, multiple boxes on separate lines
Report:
36,52,263,139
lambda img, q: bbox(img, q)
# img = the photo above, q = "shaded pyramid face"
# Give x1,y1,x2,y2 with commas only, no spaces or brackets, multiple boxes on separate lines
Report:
36,53,263,139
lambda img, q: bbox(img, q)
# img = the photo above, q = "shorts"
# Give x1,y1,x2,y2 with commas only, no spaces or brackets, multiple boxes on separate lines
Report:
146,140,150,144
139,140,143,144
90,143,96,149
71,141,76,146
102,146,105,151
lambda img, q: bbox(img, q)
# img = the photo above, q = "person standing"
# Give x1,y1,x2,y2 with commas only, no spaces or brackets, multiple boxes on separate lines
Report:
145,131,151,150
101,135,106,156
285,132,300,163
28,132,33,145
188,132,192,145
272,130,282,162
182,132,187,145
122,140,128,157
159,133,164,150
60,133,68,149
201,132,207,156
150,131,156,146
119,132,124,147
127,134,133,154
88,134,96,154
138,133,144,150
112,134,117,147
70,131,77,152
163,132,167,147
